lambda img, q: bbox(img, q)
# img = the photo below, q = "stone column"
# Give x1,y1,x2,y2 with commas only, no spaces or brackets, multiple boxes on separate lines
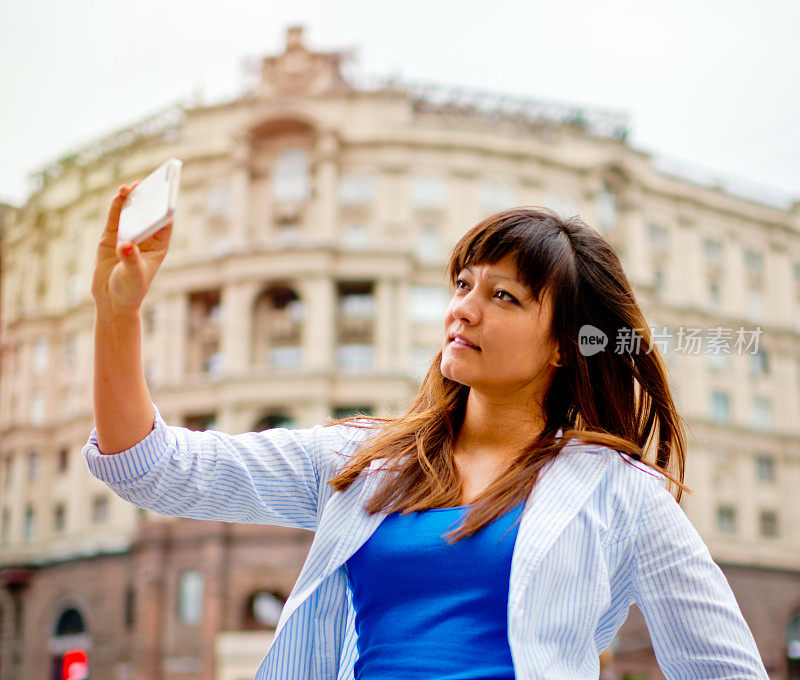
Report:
164,292,188,384
375,278,394,373
229,141,251,250
312,131,339,247
299,277,335,372
220,281,260,378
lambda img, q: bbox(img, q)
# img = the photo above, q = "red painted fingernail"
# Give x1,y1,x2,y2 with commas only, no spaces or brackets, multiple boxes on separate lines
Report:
121,244,134,256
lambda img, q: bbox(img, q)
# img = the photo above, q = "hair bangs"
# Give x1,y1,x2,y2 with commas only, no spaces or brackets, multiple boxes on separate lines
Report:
446,208,572,304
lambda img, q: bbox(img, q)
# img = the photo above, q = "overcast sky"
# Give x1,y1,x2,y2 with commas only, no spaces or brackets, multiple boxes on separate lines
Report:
1,0,798,208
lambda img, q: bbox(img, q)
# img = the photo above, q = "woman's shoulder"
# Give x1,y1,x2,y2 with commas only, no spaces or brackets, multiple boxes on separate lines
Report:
559,439,669,506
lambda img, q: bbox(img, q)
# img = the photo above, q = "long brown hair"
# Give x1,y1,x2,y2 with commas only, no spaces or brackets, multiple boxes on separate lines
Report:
327,207,689,543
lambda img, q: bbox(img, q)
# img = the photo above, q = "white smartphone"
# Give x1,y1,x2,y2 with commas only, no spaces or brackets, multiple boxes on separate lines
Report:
117,158,182,245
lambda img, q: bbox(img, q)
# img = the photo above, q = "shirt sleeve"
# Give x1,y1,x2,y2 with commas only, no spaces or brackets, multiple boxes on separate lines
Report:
631,478,769,679
82,403,373,531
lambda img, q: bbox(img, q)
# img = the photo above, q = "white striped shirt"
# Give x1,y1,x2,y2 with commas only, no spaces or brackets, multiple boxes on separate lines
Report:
82,405,769,679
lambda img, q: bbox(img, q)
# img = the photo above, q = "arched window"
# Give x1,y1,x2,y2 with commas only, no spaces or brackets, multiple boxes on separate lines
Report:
252,285,303,370
243,590,285,630
787,614,800,679
55,608,85,636
253,413,296,431
272,148,310,203
177,570,204,626
596,181,618,233
52,607,89,680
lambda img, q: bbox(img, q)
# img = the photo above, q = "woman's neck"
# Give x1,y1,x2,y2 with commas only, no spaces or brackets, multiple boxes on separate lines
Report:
454,389,545,458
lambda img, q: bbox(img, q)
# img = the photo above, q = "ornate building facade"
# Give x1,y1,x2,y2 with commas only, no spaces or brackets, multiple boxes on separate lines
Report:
1,26,799,680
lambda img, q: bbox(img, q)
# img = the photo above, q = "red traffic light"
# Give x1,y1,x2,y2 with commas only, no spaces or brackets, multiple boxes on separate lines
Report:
62,649,88,680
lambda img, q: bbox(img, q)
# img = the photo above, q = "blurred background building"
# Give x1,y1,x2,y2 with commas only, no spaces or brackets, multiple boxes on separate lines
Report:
1,25,799,680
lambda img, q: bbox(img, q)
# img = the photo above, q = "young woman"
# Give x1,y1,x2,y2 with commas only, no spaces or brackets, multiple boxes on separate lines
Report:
85,183,769,680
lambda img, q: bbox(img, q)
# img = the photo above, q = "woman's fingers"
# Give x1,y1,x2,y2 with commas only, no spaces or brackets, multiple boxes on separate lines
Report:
99,181,141,248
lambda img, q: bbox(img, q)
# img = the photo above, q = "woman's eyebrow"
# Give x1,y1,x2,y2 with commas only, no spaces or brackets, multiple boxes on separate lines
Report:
463,265,525,285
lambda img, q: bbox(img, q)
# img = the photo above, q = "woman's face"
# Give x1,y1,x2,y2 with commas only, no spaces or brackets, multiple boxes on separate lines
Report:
440,253,561,400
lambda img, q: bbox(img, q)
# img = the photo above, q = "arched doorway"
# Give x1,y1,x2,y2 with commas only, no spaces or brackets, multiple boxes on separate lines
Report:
49,607,90,680
787,613,800,680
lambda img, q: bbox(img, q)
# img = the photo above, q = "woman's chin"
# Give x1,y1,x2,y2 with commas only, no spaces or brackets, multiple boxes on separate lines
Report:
440,362,472,387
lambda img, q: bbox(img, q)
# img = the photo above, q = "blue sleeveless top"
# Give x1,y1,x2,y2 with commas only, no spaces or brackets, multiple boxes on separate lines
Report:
344,499,527,679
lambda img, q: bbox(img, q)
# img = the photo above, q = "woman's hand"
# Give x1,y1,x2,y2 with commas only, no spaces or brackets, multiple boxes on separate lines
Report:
91,182,173,311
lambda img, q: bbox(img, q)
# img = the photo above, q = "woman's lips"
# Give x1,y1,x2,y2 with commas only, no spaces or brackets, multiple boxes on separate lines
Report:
450,335,481,350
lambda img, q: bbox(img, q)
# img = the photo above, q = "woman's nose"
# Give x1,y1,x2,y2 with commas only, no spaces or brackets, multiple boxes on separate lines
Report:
450,289,481,324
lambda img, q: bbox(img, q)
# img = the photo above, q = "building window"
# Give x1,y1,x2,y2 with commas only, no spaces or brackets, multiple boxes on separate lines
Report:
124,586,136,629
58,447,69,473
343,223,368,249
183,413,218,431
747,290,763,321
647,222,669,251
27,450,38,480
710,391,731,423
339,174,374,206
547,191,577,219
143,307,157,335
752,397,771,431
416,225,441,262
749,349,769,376
716,505,736,534
336,345,375,372
708,279,721,309
276,223,301,247
245,590,284,630
410,345,437,381
54,503,66,533
711,445,734,487
64,334,78,371
30,391,45,426
744,249,764,276
67,274,81,306
272,148,310,203
706,351,729,372
253,413,296,430
206,183,231,219
177,570,204,625
596,182,618,232
481,181,514,214
411,175,447,210
758,510,778,538
33,336,49,374
333,406,374,420
187,290,222,377
92,496,109,523
24,506,34,542
1,509,11,546
410,286,448,324
204,352,223,376
253,286,304,370
653,267,665,296
756,454,775,482
703,238,724,267
267,346,302,369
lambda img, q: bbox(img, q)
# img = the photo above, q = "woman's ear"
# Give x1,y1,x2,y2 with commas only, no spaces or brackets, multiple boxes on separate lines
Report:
550,343,563,368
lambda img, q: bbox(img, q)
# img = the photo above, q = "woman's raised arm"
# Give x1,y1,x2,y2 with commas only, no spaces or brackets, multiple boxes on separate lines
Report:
91,182,171,454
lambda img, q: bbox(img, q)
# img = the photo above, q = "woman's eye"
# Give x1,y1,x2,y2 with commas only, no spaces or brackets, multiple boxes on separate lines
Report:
455,278,469,290
495,290,517,303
